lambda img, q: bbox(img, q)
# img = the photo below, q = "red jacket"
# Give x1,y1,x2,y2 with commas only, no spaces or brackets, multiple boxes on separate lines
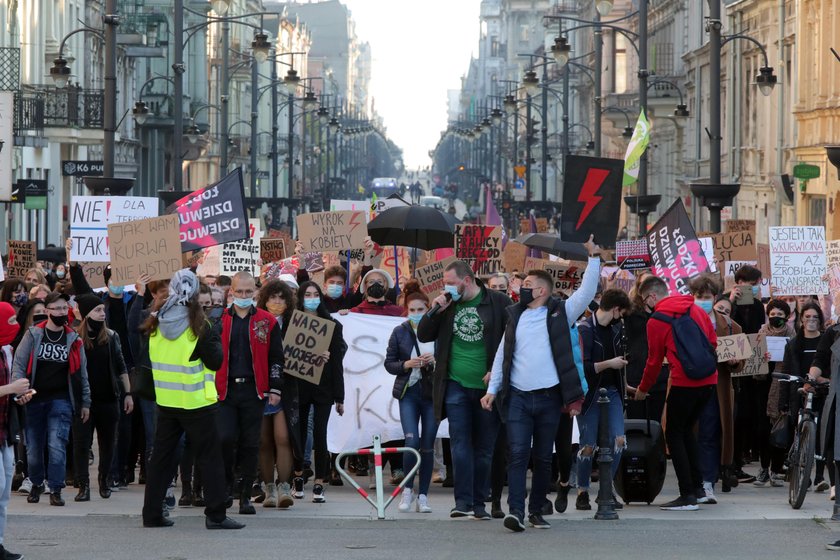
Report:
216,307,279,401
639,295,718,392
349,300,405,317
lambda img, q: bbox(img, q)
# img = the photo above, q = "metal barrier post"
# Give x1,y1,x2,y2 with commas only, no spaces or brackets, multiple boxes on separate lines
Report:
594,388,619,520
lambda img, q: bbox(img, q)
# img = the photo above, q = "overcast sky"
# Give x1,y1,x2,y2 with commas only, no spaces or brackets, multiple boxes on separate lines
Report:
342,0,482,170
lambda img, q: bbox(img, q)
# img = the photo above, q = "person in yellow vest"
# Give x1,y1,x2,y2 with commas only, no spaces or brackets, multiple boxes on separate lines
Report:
140,269,244,530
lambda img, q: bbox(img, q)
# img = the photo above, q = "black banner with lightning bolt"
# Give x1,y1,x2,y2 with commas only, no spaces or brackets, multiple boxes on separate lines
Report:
560,155,624,248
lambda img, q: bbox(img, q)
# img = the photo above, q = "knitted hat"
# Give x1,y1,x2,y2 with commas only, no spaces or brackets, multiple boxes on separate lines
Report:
361,268,394,289
76,293,104,319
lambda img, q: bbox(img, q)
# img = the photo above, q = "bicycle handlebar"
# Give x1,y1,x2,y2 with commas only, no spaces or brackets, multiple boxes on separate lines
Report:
771,372,829,386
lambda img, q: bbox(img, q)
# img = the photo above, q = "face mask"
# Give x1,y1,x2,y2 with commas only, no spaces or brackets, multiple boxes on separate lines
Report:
87,318,104,334
769,316,787,329
326,284,344,299
56,270,65,279
444,284,462,302
519,288,534,306
588,300,600,312
12,293,28,308
695,300,714,314
408,312,425,324
303,297,321,311
50,314,68,327
32,313,48,325
804,318,820,331
109,283,125,296
751,285,760,297
366,283,386,299
233,297,254,309
266,302,286,317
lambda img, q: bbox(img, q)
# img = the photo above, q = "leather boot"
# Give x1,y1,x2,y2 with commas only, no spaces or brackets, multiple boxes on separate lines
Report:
98,475,112,499
179,480,192,506
239,480,256,515
74,480,90,502
192,485,206,507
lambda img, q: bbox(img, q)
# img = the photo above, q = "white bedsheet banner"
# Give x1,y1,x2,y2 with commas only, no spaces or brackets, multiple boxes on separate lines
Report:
327,313,449,453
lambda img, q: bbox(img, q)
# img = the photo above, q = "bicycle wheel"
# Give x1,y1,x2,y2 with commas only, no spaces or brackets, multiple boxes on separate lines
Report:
790,420,816,509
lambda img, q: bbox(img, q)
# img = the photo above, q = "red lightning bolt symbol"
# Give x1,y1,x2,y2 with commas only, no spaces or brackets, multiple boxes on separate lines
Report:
576,168,610,230
348,211,363,234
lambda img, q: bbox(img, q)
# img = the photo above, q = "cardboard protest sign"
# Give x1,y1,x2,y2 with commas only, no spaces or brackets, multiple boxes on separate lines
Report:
827,240,840,292
415,256,457,299
502,241,528,273
303,252,325,272
70,195,158,262
196,246,221,277
381,246,411,284
282,310,335,385
732,333,769,378
544,260,587,296
708,230,756,267
715,334,753,362
221,219,262,276
724,220,756,233
519,218,549,234
6,240,36,279
167,168,249,252
454,225,502,275
616,239,651,270
769,226,828,296
79,262,108,289
560,155,625,247
647,201,711,295
107,215,182,285
296,210,367,252
601,266,636,294
260,239,286,264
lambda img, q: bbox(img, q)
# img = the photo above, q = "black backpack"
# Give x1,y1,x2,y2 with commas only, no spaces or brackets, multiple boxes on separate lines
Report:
651,310,717,380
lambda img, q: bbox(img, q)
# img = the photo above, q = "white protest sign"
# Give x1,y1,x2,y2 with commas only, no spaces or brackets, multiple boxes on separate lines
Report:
698,237,718,273
70,196,158,262
769,226,828,296
766,336,789,362
220,218,262,276
723,260,770,298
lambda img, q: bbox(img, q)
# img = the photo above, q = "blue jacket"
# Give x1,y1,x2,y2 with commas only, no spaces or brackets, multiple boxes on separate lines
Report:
385,321,433,400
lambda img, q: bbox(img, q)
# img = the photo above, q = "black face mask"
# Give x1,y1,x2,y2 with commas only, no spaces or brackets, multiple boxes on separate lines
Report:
32,313,48,324
366,283,386,299
769,316,787,329
50,315,68,327
588,300,600,312
87,318,104,335
519,288,534,306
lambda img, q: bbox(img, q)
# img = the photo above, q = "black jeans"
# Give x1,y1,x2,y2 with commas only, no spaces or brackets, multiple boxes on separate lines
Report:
666,385,715,498
297,390,332,481
72,401,119,484
216,381,264,488
142,405,227,524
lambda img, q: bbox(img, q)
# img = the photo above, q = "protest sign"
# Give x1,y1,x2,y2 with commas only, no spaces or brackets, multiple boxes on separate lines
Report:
715,334,753,362
519,218,549,234
79,262,108,289
303,252,325,272
708,230,756,266
70,195,158,262
260,239,286,263
330,199,370,213
296,210,367,252
733,334,769,378
415,256,457,299
6,240,35,279
601,266,636,294
616,239,651,270
698,237,718,273
221,219,262,276
454,225,502,275
647,201,710,295
766,336,789,362
371,194,410,215
502,241,528,273
196,246,221,277
282,310,335,386
544,260,587,296
381,246,411,284
107,215,182,285
167,168,249,252
827,240,840,292
560,155,625,246
327,314,449,453
724,220,756,233
769,226,828,296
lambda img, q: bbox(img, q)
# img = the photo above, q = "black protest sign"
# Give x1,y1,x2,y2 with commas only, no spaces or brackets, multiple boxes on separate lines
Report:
166,168,248,252
647,200,711,295
561,155,624,247
454,225,502,275
282,310,335,385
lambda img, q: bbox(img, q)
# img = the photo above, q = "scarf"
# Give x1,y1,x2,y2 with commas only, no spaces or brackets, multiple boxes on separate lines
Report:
157,269,198,340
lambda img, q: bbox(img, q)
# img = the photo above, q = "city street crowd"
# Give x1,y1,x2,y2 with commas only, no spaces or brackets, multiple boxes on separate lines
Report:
0,226,839,558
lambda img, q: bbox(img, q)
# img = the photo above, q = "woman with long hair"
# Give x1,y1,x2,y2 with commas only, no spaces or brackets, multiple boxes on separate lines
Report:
71,294,133,501
13,299,46,350
385,281,438,513
255,279,301,508
290,281,346,504
0,280,28,312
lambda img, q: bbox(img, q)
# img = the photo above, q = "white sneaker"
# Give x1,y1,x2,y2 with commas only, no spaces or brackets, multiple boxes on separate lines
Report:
770,472,785,487
398,488,414,512
18,477,32,494
698,482,717,505
416,493,432,513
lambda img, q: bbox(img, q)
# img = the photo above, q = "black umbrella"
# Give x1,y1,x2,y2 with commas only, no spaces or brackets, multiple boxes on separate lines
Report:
514,233,590,261
36,247,66,263
367,205,459,251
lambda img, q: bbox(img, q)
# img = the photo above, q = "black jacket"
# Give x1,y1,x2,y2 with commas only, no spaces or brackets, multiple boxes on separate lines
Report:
296,317,347,405
732,298,766,335
623,309,668,393
385,321,433,400
578,313,625,411
90,329,130,401
417,282,512,421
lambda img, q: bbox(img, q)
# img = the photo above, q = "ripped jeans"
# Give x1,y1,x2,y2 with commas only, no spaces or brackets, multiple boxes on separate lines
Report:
399,383,438,495
577,386,625,491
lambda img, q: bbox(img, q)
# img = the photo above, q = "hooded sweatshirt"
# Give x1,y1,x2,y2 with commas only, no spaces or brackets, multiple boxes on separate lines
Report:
638,294,718,393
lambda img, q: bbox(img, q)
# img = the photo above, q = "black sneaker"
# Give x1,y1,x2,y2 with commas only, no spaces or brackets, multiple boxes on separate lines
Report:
0,544,23,559
491,501,504,519
612,494,624,510
205,517,245,530
292,477,305,499
826,540,840,551
312,483,326,503
554,484,571,513
541,500,553,516
575,491,591,511
735,468,756,484
528,513,551,529
503,512,525,532
660,495,699,511
472,506,491,520
27,484,43,504
449,507,473,518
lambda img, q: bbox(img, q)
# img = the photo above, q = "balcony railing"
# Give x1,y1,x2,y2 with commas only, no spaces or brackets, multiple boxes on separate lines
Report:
14,85,104,132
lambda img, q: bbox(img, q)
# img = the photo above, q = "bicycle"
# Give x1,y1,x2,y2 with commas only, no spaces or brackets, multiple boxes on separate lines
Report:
771,373,829,509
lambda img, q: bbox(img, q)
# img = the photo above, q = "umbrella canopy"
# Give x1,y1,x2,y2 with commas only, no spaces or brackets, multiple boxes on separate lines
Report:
514,233,590,261
367,205,459,251
36,247,66,263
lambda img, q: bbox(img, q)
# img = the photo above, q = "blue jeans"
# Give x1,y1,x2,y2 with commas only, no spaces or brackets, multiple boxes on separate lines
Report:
506,386,563,516
577,386,625,491
138,397,157,471
0,444,13,544
697,388,721,485
399,383,438,495
444,380,500,511
25,398,73,491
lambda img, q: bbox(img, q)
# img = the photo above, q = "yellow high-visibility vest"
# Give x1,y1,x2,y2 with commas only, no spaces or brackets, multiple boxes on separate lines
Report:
148,329,217,410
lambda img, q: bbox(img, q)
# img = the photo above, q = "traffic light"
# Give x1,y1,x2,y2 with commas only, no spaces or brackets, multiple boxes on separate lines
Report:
526,119,539,143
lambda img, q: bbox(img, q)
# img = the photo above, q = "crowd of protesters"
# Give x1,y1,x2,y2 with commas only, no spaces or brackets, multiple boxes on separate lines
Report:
1,232,840,555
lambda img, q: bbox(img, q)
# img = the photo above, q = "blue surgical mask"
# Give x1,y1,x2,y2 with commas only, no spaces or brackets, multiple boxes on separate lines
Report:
109,283,124,296
56,270,65,279
233,297,254,309
695,299,714,314
326,284,344,299
444,284,462,302
751,285,760,297
303,297,321,311
408,312,424,324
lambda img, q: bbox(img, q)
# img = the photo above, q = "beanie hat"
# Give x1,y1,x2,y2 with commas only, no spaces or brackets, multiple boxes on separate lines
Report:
362,268,394,289
76,293,104,319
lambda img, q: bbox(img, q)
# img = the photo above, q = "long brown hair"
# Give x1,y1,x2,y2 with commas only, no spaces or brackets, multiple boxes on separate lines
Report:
79,316,111,350
140,296,208,338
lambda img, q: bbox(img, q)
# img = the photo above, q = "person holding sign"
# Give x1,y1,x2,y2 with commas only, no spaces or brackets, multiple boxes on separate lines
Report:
350,269,404,317
290,282,346,504
214,271,285,516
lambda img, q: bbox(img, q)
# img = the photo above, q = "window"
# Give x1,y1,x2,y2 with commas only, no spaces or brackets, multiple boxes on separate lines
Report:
520,24,529,42
614,34,627,93
809,196,826,226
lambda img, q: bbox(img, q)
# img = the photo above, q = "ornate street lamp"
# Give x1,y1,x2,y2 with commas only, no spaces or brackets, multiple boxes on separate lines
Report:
551,37,571,68
132,101,149,125
756,66,777,97
251,32,271,64
503,94,517,115
49,57,71,89
522,70,540,96
283,68,300,95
